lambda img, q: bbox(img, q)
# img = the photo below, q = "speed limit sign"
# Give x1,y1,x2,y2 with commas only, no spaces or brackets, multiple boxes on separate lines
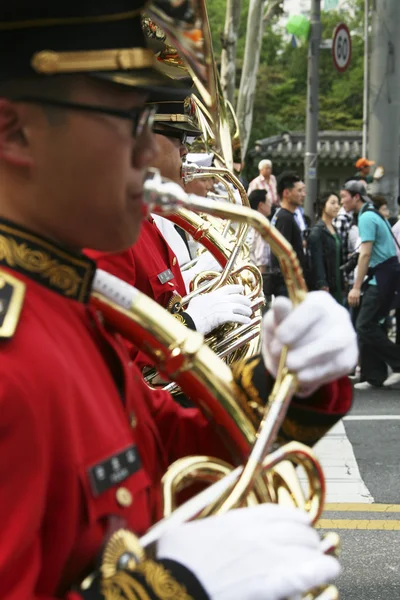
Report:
332,23,352,72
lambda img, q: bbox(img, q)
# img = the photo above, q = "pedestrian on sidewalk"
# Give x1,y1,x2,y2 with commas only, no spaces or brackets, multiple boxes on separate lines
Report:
308,192,343,304
345,181,400,389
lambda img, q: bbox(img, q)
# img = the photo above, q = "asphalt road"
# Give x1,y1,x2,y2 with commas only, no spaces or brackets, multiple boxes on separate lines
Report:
320,384,400,600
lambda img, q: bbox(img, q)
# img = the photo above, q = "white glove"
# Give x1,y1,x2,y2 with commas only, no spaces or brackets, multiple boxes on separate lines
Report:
157,504,340,600
186,284,252,335
182,251,223,291
262,291,358,396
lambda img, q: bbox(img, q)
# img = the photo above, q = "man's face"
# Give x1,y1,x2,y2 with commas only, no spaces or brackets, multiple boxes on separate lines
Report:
298,181,306,205
286,181,304,207
260,164,271,178
360,165,370,175
150,132,187,186
379,203,390,219
184,177,212,197
340,189,358,213
0,77,160,252
258,193,271,217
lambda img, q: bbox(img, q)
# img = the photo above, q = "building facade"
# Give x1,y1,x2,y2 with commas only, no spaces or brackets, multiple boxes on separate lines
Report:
248,130,363,196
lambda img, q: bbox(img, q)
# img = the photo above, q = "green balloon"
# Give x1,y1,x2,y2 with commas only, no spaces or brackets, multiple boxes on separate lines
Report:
286,14,311,42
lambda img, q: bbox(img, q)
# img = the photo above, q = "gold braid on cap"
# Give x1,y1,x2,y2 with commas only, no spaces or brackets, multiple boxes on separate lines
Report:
31,47,155,75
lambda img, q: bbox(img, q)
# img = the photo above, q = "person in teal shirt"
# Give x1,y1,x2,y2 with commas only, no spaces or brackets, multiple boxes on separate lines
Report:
345,180,400,389
358,200,397,285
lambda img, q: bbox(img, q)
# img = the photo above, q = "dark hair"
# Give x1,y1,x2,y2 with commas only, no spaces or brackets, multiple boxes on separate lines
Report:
317,191,339,218
249,189,268,211
277,171,301,198
343,179,369,202
370,194,388,211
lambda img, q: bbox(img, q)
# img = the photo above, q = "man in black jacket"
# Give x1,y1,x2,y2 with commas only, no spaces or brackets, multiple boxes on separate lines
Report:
270,171,306,296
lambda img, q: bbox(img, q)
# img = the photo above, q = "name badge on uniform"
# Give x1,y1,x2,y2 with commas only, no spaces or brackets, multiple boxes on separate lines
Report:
88,445,142,496
158,269,174,284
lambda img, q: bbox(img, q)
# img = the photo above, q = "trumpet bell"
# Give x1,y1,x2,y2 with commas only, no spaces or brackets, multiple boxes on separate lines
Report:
147,0,234,168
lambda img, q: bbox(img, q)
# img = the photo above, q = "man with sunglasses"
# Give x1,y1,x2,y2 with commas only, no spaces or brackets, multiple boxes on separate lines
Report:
0,3,357,600
88,96,253,340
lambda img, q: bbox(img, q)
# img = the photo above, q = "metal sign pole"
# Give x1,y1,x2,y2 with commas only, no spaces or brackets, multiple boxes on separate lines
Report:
304,0,322,222
362,0,369,157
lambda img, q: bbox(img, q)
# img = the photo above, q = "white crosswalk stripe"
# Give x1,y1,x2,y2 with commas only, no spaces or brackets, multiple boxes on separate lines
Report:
299,420,374,503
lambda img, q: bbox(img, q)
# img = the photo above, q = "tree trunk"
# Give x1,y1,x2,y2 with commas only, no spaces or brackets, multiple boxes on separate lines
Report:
236,0,283,156
220,0,242,104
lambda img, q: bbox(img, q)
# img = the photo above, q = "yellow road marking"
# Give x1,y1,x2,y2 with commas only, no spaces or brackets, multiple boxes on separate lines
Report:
317,519,400,530
324,503,400,513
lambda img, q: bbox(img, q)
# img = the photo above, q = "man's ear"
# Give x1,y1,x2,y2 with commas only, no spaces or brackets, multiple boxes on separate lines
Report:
0,100,33,168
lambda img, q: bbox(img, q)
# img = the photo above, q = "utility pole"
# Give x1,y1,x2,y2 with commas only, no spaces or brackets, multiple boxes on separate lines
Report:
304,0,322,221
368,0,400,215
362,0,369,157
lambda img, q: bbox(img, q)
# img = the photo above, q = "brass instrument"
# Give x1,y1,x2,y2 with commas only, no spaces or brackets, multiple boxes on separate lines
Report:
89,171,339,600
91,270,338,600
147,0,234,169
143,1,264,371
140,169,339,598
91,268,322,518
92,265,338,599
143,186,265,391
93,3,339,597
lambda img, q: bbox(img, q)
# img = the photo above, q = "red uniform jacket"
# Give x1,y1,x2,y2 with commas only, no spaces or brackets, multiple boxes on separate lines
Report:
87,218,187,310
86,218,192,370
0,218,352,599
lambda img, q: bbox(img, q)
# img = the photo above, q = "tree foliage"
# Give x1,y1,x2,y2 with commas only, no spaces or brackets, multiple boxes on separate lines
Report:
207,0,364,153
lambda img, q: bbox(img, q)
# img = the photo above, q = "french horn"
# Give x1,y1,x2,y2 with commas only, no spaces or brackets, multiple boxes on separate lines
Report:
88,169,339,600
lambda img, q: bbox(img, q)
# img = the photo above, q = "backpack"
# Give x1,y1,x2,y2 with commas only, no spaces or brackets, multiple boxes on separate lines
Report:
361,205,400,314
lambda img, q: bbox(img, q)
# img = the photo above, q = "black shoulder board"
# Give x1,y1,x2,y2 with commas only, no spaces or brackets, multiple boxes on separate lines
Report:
0,269,26,339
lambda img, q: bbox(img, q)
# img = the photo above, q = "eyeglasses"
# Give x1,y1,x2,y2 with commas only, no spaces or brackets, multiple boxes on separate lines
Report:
11,96,158,137
152,127,190,146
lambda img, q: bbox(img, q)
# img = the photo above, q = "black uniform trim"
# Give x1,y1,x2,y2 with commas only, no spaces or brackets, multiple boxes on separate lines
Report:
81,559,208,600
278,404,343,447
0,218,96,303
231,354,273,429
157,560,209,600
231,354,345,447
174,311,196,331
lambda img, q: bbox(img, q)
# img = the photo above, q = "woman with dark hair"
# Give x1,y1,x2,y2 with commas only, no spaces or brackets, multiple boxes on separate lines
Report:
308,192,343,303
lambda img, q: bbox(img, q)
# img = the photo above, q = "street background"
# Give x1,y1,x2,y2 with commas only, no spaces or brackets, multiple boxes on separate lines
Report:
316,385,400,599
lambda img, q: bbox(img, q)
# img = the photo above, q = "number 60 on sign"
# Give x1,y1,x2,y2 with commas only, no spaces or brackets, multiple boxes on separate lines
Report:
332,23,352,73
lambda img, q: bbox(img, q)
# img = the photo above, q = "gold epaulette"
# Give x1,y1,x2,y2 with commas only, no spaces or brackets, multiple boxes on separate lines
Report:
0,269,26,339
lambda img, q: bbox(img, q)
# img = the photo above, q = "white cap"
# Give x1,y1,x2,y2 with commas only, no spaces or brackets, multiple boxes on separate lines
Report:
186,152,214,168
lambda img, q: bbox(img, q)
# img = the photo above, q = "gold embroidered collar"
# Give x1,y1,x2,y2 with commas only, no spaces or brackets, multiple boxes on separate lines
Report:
0,218,96,303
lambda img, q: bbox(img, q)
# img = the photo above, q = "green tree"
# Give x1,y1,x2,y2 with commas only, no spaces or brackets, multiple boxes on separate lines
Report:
206,0,364,153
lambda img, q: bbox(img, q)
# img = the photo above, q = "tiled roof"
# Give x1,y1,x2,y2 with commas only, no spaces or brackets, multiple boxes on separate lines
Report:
251,130,362,165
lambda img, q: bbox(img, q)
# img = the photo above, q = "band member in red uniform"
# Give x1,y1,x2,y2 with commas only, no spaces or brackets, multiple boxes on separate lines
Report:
0,3,357,599
87,97,252,336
